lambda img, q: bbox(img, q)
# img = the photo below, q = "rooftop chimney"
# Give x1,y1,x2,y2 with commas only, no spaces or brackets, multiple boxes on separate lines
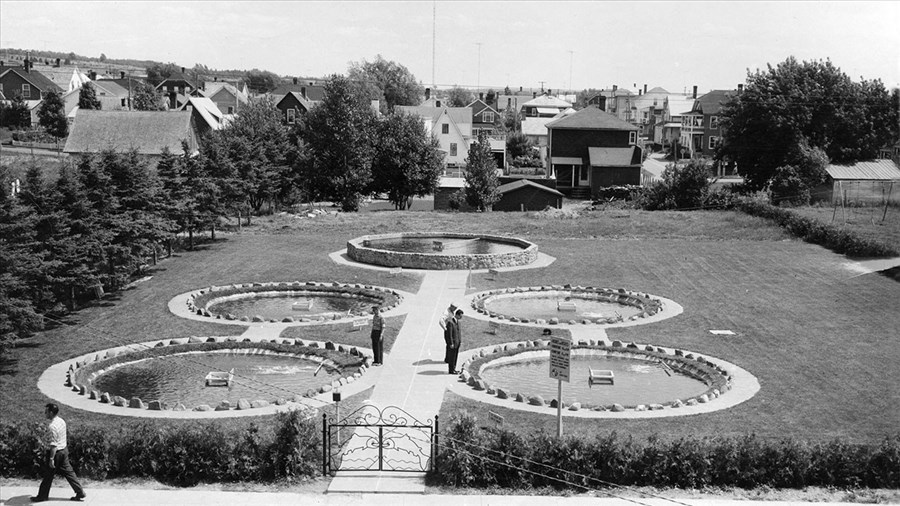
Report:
738,84,744,94
301,86,306,99
519,86,523,92
55,58,61,67
479,92,484,100
692,86,697,99
533,92,537,98
613,85,617,92
644,84,647,94
638,89,642,96
120,71,125,79
293,77,298,85
181,67,185,74
435,100,441,107
425,88,431,100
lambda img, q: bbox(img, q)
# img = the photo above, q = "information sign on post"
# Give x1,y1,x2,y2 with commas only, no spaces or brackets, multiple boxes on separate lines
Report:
548,334,571,439
549,335,571,382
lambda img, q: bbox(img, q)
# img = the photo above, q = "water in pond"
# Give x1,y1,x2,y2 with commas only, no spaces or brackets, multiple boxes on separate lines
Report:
484,294,643,321
210,294,377,320
92,352,340,407
366,237,523,255
479,353,708,406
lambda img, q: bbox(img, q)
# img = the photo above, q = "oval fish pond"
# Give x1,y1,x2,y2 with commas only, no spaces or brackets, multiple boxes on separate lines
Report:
209,293,376,321
484,294,644,322
365,236,524,255
479,352,709,407
91,351,340,407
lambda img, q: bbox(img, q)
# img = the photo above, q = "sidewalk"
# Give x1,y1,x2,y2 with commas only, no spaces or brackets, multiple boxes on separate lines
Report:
0,485,873,506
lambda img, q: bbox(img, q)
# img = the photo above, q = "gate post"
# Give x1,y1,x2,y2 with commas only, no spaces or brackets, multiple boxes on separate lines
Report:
433,414,439,473
378,427,384,471
322,413,328,476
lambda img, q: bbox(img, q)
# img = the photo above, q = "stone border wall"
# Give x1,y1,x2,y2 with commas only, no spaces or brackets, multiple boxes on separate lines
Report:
66,339,371,414
472,286,664,325
189,281,403,323
458,340,732,413
347,232,538,270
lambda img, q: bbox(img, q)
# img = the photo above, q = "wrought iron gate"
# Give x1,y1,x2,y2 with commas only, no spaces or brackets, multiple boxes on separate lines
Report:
322,405,438,475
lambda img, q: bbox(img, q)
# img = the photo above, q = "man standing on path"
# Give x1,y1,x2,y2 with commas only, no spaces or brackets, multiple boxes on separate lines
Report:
31,403,86,503
439,303,457,363
447,309,463,374
370,305,384,365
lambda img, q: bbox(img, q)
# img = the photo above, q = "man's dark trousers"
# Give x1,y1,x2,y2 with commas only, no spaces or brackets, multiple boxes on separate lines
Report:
37,448,84,500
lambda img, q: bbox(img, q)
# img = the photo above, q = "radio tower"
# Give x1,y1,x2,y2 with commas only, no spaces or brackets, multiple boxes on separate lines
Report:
432,1,436,90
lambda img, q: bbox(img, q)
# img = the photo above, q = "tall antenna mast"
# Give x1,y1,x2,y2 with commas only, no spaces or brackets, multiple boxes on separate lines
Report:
432,1,436,90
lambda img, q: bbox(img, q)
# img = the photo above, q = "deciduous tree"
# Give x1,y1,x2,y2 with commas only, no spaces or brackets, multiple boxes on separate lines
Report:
370,111,444,209
348,55,422,111
719,57,898,191
131,81,165,111
299,74,377,212
447,86,474,108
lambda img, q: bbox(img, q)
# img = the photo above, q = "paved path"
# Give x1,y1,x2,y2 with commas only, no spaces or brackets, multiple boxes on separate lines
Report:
0,485,875,506
328,270,468,493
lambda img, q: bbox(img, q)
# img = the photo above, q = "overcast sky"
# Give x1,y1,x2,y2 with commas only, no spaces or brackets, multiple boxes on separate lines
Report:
2,1,898,94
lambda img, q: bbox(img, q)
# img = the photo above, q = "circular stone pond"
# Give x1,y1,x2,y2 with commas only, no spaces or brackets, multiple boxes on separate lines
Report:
58,338,371,416
472,286,667,325
450,340,760,417
185,282,403,323
347,232,538,270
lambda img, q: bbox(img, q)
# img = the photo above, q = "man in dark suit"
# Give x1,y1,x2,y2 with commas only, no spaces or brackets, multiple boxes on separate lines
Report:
447,309,463,374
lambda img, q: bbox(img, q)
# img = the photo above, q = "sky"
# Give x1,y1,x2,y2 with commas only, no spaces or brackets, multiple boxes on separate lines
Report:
1,1,899,95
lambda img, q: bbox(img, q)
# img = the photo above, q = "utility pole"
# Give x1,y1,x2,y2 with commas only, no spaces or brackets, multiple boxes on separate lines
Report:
476,42,482,91
539,81,546,93
568,50,574,95
432,1,436,90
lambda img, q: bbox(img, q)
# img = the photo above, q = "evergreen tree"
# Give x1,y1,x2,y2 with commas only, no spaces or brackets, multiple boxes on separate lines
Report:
37,91,68,143
300,74,377,211
78,81,102,110
463,132,501,211
0,95,31,129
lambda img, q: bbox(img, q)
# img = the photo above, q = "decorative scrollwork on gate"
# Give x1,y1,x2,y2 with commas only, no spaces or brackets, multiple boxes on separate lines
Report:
324,405,436,474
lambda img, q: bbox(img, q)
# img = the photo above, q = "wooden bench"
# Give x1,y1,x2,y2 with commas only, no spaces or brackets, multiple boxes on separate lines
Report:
292,299,313,311
588,369,614,386
558,300,577,312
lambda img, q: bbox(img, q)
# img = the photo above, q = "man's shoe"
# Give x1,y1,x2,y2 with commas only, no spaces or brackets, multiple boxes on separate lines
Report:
71,495,86,502
30,497,47,503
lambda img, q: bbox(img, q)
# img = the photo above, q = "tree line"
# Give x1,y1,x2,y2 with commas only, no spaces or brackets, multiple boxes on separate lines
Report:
0,73,456,348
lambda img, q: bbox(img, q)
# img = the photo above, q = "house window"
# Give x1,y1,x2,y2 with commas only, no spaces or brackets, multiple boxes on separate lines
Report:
483,111,494,123
710,116,719,130
629,131,637,145
450,143,457,157
228,106,235,114
709,136,719,150
442,124,449,134
22,84,31,98
287,108,296,124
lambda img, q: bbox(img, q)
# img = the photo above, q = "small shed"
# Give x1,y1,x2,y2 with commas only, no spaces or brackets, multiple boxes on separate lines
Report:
812,159,900,205
494,179,564,212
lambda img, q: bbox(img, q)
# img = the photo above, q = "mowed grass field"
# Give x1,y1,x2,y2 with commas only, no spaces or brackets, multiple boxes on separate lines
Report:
2,207,898,445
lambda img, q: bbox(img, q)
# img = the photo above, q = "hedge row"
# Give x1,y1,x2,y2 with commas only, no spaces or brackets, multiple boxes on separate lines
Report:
0,409,321,486
734,198,899,257
433,413,900,490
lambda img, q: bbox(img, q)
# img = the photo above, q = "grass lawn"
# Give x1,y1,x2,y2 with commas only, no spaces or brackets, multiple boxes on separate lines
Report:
788,204,900,254
2,206,898,448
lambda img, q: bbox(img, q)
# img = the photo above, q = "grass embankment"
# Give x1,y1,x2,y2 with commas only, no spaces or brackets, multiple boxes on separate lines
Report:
788,204,900,254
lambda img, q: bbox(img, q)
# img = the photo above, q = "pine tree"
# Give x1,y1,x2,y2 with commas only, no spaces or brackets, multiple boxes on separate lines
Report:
78,82,102,110
37,91,68,144
463,132,501,211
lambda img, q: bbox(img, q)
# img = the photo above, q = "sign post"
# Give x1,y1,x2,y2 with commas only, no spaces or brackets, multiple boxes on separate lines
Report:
549,334,571,438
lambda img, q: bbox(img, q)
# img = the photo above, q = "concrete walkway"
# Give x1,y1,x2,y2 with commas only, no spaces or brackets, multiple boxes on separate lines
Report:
0,485,876,506
328,270,468,494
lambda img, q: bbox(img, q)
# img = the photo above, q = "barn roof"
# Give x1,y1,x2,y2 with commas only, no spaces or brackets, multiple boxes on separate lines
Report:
64,110,197,155
825,159,900,180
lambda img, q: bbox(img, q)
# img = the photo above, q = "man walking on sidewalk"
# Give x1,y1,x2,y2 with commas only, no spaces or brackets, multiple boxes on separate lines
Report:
32,403,86,502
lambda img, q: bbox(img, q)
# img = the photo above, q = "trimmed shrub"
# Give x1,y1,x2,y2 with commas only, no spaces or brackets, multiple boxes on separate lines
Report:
431,424,900,490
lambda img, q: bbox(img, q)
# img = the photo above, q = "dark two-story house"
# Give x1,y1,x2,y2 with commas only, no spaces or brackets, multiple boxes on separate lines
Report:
680,86,738,159
547,107,642,199
0,58,63,100
155,69,198,110
468,98,500,137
